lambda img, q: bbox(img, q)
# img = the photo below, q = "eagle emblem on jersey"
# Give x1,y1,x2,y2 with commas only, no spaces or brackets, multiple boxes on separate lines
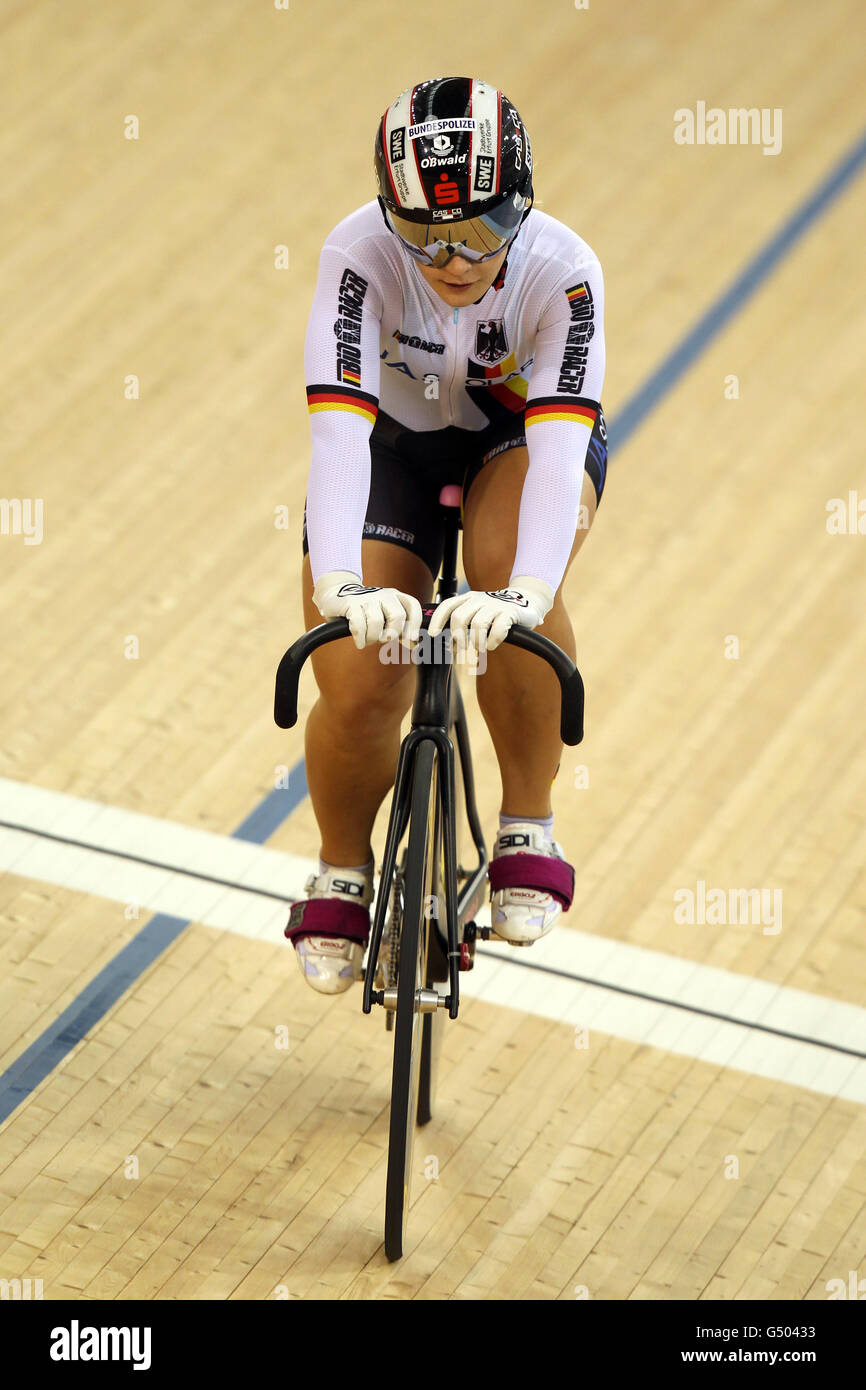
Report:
474,319,509,364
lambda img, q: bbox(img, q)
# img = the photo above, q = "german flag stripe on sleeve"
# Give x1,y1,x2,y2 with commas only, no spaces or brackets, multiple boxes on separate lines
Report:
525,396,598,429
306,384,379,426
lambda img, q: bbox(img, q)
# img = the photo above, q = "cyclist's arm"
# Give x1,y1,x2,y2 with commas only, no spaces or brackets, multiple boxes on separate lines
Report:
510,262,606,594
303,246,383,584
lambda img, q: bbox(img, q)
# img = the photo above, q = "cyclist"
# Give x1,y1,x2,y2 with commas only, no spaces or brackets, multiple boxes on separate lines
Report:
286,76,607,993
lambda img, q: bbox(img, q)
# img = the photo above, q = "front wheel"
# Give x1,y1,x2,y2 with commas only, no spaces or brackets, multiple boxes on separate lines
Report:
418,781,447,1126
384,738,437,1262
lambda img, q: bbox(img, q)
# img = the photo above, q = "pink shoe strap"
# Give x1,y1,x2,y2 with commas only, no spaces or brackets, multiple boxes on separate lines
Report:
488,852,575,910
284,898,370,946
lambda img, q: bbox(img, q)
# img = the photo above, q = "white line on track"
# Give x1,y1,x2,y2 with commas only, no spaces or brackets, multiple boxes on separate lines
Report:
0,777,863,1103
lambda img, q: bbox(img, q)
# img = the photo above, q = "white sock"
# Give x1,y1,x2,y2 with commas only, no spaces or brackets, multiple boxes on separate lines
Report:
499,813,554,843
319,855,374,877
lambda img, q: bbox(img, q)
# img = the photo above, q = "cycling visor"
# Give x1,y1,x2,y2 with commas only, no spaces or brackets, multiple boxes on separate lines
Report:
382,191,531,267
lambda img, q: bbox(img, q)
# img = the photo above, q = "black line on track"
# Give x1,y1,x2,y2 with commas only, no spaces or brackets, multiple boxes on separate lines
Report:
0,819,290,903
4,820,863,1062
475,949,866,1060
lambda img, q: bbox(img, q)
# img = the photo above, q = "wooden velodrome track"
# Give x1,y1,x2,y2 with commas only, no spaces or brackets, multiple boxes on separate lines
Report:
1,0,864,1301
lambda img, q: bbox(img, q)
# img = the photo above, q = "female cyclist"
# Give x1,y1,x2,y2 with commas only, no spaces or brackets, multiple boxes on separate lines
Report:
286,76,607,993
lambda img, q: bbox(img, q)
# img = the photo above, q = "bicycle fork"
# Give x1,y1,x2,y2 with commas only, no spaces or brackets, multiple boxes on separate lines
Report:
362,726,462,1020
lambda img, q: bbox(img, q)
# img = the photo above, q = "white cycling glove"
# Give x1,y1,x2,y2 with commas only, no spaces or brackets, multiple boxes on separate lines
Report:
427,575,554,653
312,570,423,651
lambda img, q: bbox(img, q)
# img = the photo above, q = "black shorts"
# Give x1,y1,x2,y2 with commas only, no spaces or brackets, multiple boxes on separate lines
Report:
302,405,608,582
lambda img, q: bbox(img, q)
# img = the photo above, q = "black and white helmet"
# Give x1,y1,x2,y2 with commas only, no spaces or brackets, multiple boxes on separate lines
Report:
374,77,534,267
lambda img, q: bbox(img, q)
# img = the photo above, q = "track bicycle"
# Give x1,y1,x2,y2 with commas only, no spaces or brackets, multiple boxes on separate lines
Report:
274,485,585,1260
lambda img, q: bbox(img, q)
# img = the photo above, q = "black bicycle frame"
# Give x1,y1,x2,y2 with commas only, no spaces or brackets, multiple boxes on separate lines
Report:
359,617,486,1020
273,502,585,1020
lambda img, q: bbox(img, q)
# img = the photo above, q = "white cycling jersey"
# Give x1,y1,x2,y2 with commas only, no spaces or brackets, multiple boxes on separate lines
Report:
303,200,605,592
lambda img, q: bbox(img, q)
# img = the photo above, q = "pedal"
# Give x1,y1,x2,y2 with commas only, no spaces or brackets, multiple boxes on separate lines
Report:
463,921,492,947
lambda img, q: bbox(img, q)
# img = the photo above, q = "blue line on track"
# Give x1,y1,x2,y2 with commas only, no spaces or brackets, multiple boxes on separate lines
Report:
0,917,188,1126
608,127,866,454
232,762,309,844
2,126,865,1126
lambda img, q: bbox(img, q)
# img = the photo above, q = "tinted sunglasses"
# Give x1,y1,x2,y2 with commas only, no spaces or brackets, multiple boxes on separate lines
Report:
381,193,531,268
